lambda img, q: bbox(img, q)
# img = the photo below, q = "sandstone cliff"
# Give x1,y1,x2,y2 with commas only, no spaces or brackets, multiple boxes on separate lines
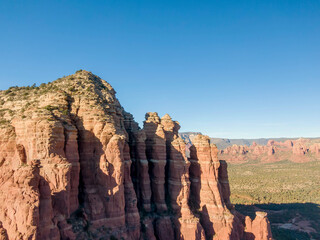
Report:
0,71,272,240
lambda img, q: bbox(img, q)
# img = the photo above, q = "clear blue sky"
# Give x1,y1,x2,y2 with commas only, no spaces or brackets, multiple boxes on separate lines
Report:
0,0,319,138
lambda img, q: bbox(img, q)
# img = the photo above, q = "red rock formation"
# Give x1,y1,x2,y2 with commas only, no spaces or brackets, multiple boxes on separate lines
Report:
161,114,206,240
292,142,307,155
310,143,320,155
284,140,294,148
189,135,244,239
244,212,273,240
0,71,272,240
220,138,320,163
267,146,276,156
143,112,168,213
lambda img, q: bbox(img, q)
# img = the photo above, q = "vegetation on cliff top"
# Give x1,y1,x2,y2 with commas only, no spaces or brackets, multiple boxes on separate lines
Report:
0,70,120,127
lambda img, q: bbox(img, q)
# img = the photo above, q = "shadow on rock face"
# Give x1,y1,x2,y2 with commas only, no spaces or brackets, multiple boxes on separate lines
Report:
235,202,320,240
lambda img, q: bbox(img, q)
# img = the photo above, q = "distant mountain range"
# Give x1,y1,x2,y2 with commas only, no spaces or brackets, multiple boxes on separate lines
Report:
179,132,320,149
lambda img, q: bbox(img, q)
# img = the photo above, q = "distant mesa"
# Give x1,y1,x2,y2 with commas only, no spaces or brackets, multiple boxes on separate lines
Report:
179,133,320,163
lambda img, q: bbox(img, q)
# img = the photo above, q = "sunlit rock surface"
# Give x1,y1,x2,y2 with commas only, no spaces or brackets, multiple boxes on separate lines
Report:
0,71,272,240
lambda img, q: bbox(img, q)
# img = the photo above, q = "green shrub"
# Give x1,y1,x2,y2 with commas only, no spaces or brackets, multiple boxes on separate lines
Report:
8,110,14,116
0,119,10,125
4,90,11,95
44,105,58,112
68,87,76,92
62,109,69,115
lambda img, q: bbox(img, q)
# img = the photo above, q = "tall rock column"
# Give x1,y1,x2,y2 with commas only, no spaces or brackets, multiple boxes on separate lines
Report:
171,137,206,240
123,112,152,213
189,134,244,240
245,212,273,240
161,114,181,212
123,142,141,239
143,113,167,213
73,104,130,239
161,114,205,240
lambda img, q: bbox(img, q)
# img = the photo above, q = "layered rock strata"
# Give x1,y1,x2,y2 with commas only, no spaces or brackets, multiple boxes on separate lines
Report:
0,71,272,240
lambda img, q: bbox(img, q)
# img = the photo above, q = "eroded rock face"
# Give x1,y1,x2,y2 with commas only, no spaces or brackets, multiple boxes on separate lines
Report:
0,71,272,240
189,135,244,239
244,212,273,240
143,112,168,213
